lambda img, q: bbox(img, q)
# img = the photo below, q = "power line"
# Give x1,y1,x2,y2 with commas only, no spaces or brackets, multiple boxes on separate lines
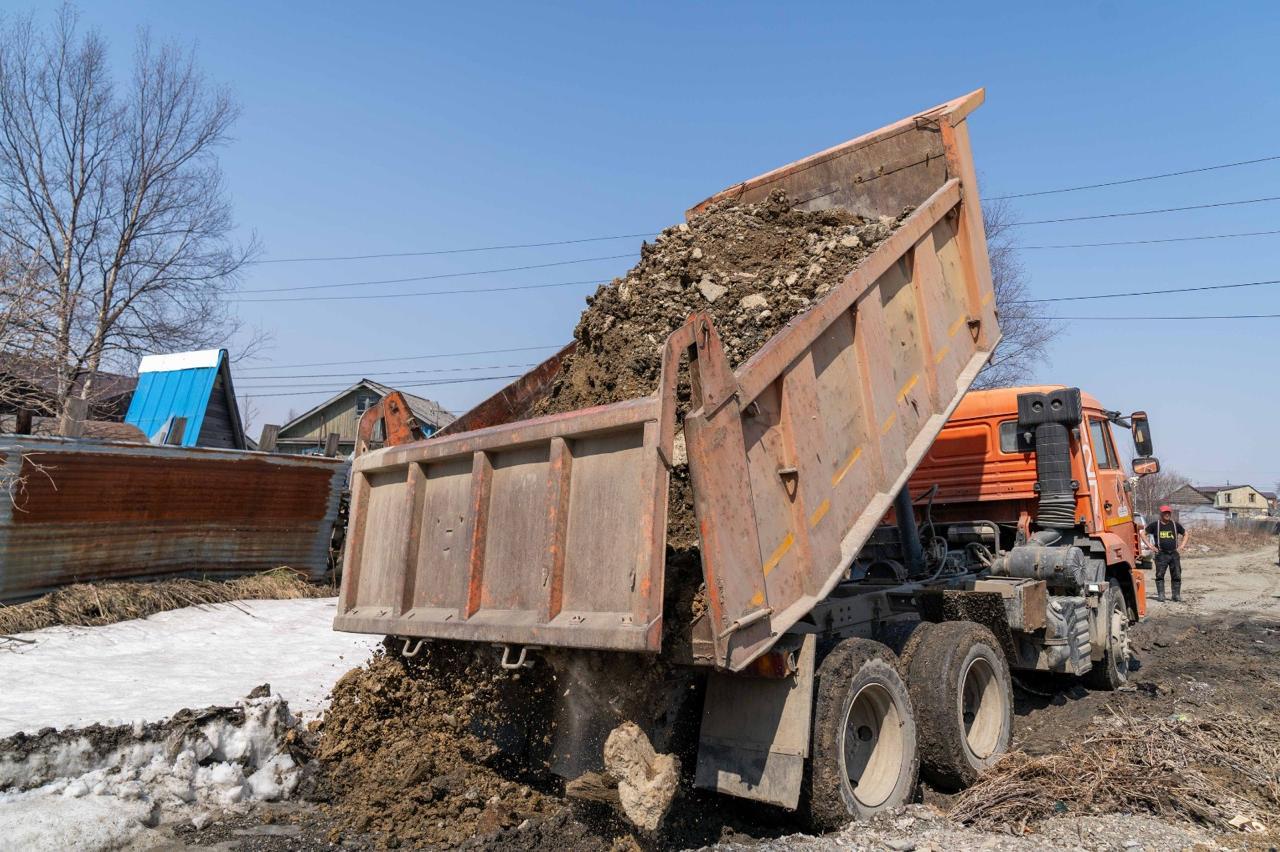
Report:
237,277,604,303
1017,277,1280,304
1020,228,1280,249
1059,313,1280,321
987,154,1280,200
237,362,537,384
1010,195,1280,226
239,373,523,399
238,344,562,372
239,253,634,294
228,155,1278,268
251,233,656,264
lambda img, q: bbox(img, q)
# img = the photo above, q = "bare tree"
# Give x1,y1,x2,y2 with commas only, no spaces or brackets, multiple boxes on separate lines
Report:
971,198,1058,389
0,6,258,418
1132,468,1191,518
0,247,48,416
237,394,260,441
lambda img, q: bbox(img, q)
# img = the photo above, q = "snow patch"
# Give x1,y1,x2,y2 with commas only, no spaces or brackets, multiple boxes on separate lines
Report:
0,597,378,738
0,695,306,851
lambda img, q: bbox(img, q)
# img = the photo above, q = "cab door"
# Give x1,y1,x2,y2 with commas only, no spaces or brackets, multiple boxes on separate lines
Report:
1086,417,1138,566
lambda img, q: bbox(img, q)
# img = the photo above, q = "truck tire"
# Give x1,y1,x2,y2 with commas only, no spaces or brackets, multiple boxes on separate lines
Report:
894,621,936,676
906,621,1013,791
805,638,918,830
1086,580,1131,691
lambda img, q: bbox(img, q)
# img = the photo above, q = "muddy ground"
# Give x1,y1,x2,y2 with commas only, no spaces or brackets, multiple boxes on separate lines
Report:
152,545,1280,851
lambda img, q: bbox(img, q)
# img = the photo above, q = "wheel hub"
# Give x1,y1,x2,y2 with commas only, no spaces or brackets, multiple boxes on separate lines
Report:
841,683,905,809
960,656,1003,759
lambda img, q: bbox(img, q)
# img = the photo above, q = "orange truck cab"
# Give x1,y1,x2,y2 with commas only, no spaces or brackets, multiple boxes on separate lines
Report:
909,385,1158,622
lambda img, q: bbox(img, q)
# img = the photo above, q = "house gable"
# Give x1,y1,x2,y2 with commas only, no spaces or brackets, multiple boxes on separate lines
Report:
124,349,245,448
1168,484,1211,506
277,384,382,449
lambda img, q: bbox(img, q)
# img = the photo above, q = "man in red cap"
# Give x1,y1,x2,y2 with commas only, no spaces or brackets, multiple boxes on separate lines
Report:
1144,506,1189,601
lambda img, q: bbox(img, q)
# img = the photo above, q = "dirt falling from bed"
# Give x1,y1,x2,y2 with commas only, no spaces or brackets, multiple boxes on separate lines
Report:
534,189,906,632
310,642,560,849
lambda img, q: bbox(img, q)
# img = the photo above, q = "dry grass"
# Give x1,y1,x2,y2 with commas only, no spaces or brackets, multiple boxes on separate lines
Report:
951,710,1280,832
1184,525,1276,557
0,568,333,635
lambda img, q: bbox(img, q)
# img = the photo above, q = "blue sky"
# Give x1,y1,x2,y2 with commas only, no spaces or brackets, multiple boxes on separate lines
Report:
29,1,1280,486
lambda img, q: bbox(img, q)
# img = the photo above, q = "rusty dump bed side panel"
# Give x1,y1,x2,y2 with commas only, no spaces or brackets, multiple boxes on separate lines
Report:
685,92,999,669
0,436,348,603
333,90,999,668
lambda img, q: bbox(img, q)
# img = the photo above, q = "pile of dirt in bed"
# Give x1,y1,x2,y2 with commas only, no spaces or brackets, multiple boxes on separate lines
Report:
534,189,906,551
534,189,905,426
310,642,560,849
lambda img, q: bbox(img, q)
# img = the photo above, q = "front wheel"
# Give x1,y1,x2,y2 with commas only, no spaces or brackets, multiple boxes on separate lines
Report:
1086,580,1131,690
804,638,918,830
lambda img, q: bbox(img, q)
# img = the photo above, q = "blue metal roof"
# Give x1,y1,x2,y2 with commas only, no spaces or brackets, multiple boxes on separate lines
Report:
125,349,240,447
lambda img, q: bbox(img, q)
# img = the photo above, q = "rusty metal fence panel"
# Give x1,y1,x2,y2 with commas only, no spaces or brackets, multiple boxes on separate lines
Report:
0,436,348,602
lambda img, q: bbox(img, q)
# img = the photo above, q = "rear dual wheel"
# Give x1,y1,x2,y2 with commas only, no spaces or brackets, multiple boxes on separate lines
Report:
805,639,919,830
906,621,1014,791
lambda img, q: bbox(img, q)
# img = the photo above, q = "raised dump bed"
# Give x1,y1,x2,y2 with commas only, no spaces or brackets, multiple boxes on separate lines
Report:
334,89,1000,673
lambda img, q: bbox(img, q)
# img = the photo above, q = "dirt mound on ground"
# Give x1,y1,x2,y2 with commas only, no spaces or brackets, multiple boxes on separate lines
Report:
536,189,904,424
311,643,560,849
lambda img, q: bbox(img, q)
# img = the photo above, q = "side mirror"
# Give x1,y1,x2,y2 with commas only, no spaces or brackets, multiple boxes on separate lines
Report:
1132,456,1160,476
1130,411,1154,458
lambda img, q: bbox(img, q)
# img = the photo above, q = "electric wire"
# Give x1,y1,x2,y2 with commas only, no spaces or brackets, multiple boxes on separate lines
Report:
237,344,562,372
1010,195,1280,226
239,253,633,294
987,154,1280,200
251,232,656,264
238,373,523,399
1014,277,1280,304
1020,228,1280,249
236,278,605,303
235,362,538,383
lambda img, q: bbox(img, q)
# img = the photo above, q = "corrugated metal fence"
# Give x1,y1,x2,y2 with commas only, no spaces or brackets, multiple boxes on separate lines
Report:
0,436,347,602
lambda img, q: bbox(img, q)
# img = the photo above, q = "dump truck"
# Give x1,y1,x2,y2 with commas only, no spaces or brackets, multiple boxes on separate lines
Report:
333,89,1162,828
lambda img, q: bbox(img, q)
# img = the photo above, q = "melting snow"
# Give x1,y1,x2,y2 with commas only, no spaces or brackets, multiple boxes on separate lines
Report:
0,597,378,737
0,597,380,850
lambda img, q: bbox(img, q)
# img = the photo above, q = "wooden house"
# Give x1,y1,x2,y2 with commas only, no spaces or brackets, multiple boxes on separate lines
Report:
274,379,454,456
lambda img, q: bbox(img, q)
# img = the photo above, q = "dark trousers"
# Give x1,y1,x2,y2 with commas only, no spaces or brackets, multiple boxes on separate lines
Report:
1155,551,1182,597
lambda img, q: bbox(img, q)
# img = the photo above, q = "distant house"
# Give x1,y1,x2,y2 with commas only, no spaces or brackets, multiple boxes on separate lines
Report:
1166,483,1226,527
0,351,136,421
1194,484,1271,519
1261,491,1278,513
125,349,246,449
274,379,455,457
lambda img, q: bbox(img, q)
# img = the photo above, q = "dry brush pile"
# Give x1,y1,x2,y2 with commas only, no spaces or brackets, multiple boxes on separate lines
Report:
950,710,1280,833
0,569,331,635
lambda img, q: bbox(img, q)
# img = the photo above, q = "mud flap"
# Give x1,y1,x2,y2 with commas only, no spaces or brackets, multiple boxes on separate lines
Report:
694,635,815,809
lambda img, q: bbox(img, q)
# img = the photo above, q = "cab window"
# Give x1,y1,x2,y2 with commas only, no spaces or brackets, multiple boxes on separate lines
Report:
998,420,1034,454
1089,419,1117,469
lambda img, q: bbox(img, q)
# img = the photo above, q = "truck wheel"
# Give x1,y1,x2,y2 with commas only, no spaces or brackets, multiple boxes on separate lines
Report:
892,621,936,676
1086,580,1131,691
805,639,918,830
906,621,1013,791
